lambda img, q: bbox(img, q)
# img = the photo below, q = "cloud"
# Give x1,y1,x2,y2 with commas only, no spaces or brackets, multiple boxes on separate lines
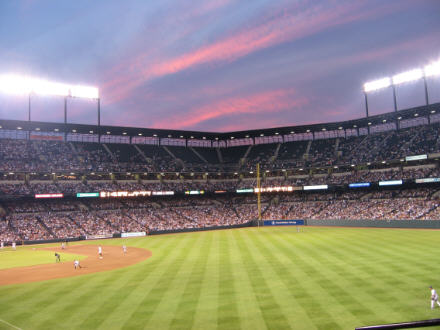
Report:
101,0,399,104
151,88,308,130
338,33,440,68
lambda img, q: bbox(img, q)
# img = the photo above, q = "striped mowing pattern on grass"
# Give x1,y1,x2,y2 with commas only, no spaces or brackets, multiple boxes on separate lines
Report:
0,227,439,330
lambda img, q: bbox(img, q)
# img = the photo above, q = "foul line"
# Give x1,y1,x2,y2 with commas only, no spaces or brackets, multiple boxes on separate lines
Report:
0,318,22,330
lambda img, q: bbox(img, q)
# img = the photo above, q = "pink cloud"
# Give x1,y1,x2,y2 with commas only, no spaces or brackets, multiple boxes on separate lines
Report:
213,117,282,132
151,88,308,130
101,1,401,104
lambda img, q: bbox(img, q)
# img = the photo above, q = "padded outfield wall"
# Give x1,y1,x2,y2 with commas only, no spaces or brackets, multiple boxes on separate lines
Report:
306,219,440,229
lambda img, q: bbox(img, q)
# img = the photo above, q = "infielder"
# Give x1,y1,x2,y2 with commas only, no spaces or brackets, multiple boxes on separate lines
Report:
98,245,103,259
55,252,61,262
122,245,127,255
74,259,82,269
430,286,440,309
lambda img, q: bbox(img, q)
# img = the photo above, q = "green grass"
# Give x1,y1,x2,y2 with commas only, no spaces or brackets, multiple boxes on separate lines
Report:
0,226,439,329
0,247,85,269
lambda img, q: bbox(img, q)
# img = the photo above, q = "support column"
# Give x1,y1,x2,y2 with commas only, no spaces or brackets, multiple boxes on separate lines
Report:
364,92,369,117
97,98,101,143
392,85,398,112
28,94,31,121
64,97,67,140
423,76,429,106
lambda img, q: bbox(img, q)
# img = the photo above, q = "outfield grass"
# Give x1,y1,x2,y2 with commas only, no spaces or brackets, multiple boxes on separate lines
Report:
0,226,439,329
0,247,85,270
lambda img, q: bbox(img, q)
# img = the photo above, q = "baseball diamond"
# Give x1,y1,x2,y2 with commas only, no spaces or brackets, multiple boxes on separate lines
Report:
0,245,151,286
1,2,440,329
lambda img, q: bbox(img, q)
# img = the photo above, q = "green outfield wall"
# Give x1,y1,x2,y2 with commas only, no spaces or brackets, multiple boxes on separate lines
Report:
253,219,440,228
306,219,440,229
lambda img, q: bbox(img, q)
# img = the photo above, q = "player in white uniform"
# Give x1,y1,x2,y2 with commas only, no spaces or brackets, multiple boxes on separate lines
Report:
122,245,127,255
430,286,440,309
74,260,81,269
98,245,103,259
12,242,16,251
0,241,4,249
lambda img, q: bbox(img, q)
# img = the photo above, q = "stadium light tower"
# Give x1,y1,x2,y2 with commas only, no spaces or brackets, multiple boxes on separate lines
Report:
424,60,440,104
363,59,440,117
0,74,99,126
363,77,391,117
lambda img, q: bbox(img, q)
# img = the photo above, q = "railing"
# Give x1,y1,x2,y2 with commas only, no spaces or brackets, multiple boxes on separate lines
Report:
356,318,440,329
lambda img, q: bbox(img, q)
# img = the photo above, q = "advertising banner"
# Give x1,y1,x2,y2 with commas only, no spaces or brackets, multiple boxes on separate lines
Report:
405,154,427,161
254,186,295,193
379,180,403,186
185,190,205,195
35,193,63,199
349,182,371,188
263,220,305,226
121,232,147,238
100,191,151,198
85,234,113,240
303,185,328,190
76,192,99,198
236,188,254,193
415,178,440,184
152,191,174,196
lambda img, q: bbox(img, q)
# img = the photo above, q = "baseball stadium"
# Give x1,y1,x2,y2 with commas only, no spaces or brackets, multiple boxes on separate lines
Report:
1,1,440,330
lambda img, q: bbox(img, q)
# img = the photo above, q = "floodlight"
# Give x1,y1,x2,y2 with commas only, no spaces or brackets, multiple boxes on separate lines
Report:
0,74,31,95
0,74,99,99
363,77,391,92
392,68,423,85
424,60,440,77
33,79,70,96
70,85,99,99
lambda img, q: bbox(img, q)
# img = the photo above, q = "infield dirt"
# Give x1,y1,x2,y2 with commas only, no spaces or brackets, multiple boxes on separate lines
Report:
0,244,152,286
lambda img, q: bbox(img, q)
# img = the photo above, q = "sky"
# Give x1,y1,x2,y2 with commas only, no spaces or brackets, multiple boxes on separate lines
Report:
0,0,439,132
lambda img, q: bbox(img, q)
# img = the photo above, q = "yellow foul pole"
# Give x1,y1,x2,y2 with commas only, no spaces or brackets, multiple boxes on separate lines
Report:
257,163,261,227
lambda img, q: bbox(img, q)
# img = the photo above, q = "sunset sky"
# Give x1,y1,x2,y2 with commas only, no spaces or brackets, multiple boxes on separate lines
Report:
0,0,439,132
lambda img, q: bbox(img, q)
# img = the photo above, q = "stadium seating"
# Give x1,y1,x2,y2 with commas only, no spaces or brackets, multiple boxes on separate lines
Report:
1,107,440,243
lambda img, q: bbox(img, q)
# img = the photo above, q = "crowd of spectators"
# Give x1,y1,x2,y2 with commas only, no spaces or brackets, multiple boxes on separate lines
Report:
1,120,440,243
1,166,440,197
6,214,54,241
1,187,440,243
0,121,439,175
40,212,86,238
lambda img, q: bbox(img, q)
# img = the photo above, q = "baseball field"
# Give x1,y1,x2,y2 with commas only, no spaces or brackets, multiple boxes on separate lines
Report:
0,226,439,330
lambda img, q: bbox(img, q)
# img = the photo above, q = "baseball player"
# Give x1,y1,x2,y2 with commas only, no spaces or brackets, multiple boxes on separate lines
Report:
54,252,61,263
0,241,4,249
98,245,103,259
74,259,81,269
122,245,127,255
12,242,16,251
430,286,440,309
